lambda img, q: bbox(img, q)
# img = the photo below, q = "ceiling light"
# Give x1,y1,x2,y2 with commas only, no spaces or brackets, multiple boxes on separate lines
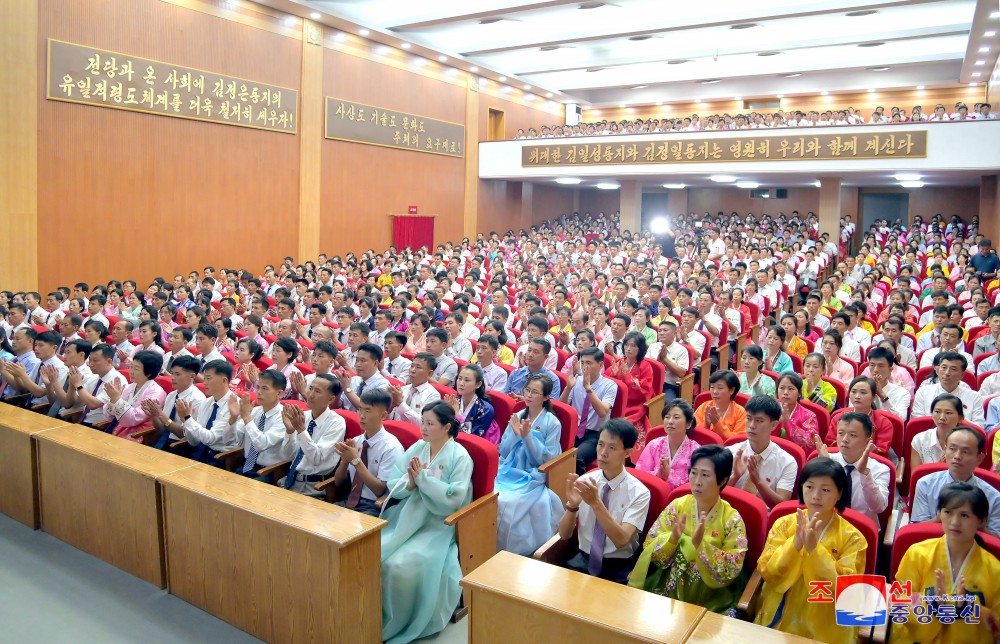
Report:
858,42,885,47
894,173,921,181
334,32,347,42
629,35,653,41
780,73,802,78
359,28,369,36
812,180,822,188
650,217,671,234
586,67,606,72
556,178,582,185
545,92,553,98
523,84,531,90
970,82,978,86
375,45,390,55
468,66,479,73
846,9,878,17
655,101,662,106
709,175,737,183
498,75,507,81
446,68,459,77
868,89,876,93
667,59,690,65
309,12,321,19
663,183,686,189
438,55,448,62
900,181,925,188
524,94,535,101
596,182,620,190
777,94,784,99
618,103,626,108
694,97,701,102
412,57,425,66
401,43,411,49
980,47,991,52
986,31,997,37
632,85,648,90
821,90,829,95
501,86,512,93
736,182,760,189
973,72,982,77
478,77,487,85
734,96,742,101
992,11,1000,18
977,60,987,65
757,51,781,56
540,45,562,51
730,23,758,30
916,85,925,90
700,79,722,84
868,66,891,71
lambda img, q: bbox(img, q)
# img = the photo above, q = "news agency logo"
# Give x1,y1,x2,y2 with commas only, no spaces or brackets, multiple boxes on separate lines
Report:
834,574,888,626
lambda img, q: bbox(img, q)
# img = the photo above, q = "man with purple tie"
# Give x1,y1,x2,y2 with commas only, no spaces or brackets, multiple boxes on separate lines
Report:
557,419,650,583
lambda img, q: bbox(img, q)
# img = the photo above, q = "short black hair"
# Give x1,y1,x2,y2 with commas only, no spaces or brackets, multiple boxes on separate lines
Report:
797,457,851,513
689,444,734,490
360,387,392,410
203,359,233,380
196,323,218,340
357,342,383,363
413,352,438,371
530,337,552,355
259,369,287,392
171,355,201,374
709,370,740,396
600,418,638,449
933,350,968,371
938,482,989,521
744,394,782,421
837,410,873,437
946,426,985,453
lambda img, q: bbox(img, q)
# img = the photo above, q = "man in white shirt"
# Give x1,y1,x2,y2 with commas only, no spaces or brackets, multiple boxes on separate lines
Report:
338,343,390,412
23,292,48,327
911,352,986,425
843,306,872,347
67,343,128,426
193,325,226,376
162,327,194,374
8,330,68,407
381,332,412,384
472,335,508,392
727,396,796,510
865,347,912,421
919,324,972,369
646,320,690,402
707,229,726,262
815,412,890,529
804,294,830,330
223,370,289,475
142,355,207,450
41,339,92,419
597,314,630,359
173,359,237,460
279,374,346,497
557,419,650,583
829,314,862,362
331,388,405,516
443,313,473,361
370,310,392,349
86,296,110,328
389,353,441,424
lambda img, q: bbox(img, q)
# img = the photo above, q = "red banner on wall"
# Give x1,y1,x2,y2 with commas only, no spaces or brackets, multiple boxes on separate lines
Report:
392,215,435,250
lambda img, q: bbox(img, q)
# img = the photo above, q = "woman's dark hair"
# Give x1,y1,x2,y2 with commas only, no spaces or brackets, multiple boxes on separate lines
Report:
141,305,159,321
804,352,827,369
272,337,299,362
622,331,648,361
662,399,696,437
518,374,553,416
823,329,843,349
634,307,655,329
459,364,491,403
741,344,764,362
216,317,236,341
709,369,740,397
133,350,163,380
484,319,508,345
938,482,989,520
930,393,965,418
187,306,206,325
138,319,162,347
689,444,735,490
797,457,851,513
777,372,804,401
409,312,430,332
767,324,787,342
423,399,459,438
574,328,596,349
0,327,14,355
237,337,264,361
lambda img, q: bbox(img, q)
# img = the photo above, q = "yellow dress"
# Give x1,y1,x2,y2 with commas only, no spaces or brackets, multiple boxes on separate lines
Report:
471,345,514,366
893,536,1000,644
754,512,867,644
786,336,808,361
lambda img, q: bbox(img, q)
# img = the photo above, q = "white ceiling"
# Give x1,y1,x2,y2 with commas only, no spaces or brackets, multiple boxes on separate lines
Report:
279,0,1000,108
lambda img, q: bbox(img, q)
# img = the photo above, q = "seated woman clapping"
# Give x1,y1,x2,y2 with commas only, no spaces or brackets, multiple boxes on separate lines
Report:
635,399,701,491
629,445,748,616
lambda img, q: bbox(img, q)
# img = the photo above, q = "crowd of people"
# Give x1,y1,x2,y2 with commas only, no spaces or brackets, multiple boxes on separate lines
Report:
514,101,996,139
2,207,1000,643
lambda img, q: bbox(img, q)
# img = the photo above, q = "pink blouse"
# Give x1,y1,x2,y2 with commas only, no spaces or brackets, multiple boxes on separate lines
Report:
105,380,167,442
634,435,701,491
779,403,820,453
827,357,855,385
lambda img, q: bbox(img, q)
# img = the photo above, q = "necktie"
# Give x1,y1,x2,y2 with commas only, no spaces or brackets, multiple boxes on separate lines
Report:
190,402,220,462
345,440,370,507
166,356,175,372
154,398,180,449
588,483,612,576
242,411,266,474
76,379,104,424
284,419,317,488
356,380,367,397
843,464,856,508
577,386,591,439
612,340,621,356
58,338,66,356
387,361,393,375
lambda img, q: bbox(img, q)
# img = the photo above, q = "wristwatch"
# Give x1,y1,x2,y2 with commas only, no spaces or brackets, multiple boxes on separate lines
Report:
351,457,362,466
75,385,84,391
565,504,580,512
346,387,354,394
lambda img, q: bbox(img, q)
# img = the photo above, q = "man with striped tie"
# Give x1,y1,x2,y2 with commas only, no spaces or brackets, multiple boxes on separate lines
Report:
141,356,206,451
224,370,288,478
173,360,236,461
279,374,345,497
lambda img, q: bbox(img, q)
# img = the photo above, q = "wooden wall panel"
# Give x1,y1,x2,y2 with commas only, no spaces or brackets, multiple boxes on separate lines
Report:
908,186,980,218
578,188,621,216
320,49,466,254
36,0,301,293
477,180,523,235
531,184,576,224
688,187,820,217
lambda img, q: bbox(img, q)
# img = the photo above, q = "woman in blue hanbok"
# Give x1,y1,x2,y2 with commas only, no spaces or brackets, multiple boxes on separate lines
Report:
495,374,564,555
381,400,473,644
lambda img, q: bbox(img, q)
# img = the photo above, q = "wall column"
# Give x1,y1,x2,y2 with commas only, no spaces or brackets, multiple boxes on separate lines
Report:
0,0,38,289
620,181,641,233
520,182,534,231
818,178,842,242
981,175,1000,243
463,77,480,239
667,189,689,218
297,20,323,261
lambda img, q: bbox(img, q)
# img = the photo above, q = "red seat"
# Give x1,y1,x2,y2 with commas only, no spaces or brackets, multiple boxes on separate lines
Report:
118,368,131,384
829,408,902,457
822,376,848,408
666,483,769,566
262,334,277,345
154,375,174,393
607,377,627,418
550,400,579,452
553,347,570,371
768,501,879,574
456,432,500,501
553,369,568,394
627,467,672,535
296,338,314,351
974,351,997,373
787,352,803,374
915,365,977,390
294,362,314,375
488,391,517,433
840,356,860,377
105,315,121,331
431,382,458,399
252,356,274,371
647,358,665,397
798,399,830,446
979,369,998,389
334,409,363,439
384,420,421,449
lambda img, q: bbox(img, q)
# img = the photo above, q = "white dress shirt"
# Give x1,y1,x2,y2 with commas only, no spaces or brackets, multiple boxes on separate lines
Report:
83,370,128,425
382,355,412,383
341,372,390,411
346,427,405,501
161,385,207,441
280,408,346,476
727,440,798,494
390,382,441,425
911,381,986,425
32,356,68,405
481,362,509,392
226,404,287,467
448,336,473,361
575,468,650,560
829,451,890,529
162,348,193,374
918,347,973,370
181,392,237,451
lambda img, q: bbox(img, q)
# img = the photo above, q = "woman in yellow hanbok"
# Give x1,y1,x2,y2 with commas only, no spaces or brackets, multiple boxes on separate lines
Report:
629,445,748,616
754,457,867,644
894,483,1000,644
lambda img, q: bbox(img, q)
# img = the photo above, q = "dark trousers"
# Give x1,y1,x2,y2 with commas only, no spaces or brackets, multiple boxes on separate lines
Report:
334,497,381,517
565,550,636,584
574,431,600,474
662,383,680,404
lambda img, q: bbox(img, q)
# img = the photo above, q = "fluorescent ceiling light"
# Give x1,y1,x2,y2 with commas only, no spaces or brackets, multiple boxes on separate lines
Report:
709,175,737,183
813,181,822,187
632,85,648,90
900,181,925,188
976,60,987,65
916,85,925,90
986,31,997,37
776,94,784,99
469,66,479,72
438,55,448,62
309,12,321,19
736,182,760,189
556,178,582,185
596,182,620,190
734,97,742,101
821,90,829,95
894,173,921,181
359,29,369,36
545,92,553,98
401,43,411,49
663,183,686,189
523,84,531,90
498,76,507,81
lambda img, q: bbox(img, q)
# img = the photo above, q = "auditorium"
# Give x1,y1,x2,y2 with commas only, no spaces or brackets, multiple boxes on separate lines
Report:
4,0,1000,642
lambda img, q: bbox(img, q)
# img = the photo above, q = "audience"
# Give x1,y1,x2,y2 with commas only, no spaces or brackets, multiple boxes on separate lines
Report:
561,347,617,474
223,371,289,477
727,396,796,510
813,412,890,529
694,371,746,441
278,373,345,496
634,399,700,491
445,364,498,444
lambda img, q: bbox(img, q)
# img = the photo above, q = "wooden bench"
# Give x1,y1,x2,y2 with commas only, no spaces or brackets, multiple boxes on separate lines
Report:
0,403,70,528
684,611,820,643
461,550,706,644
158,464,386,643
34,424,196,586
